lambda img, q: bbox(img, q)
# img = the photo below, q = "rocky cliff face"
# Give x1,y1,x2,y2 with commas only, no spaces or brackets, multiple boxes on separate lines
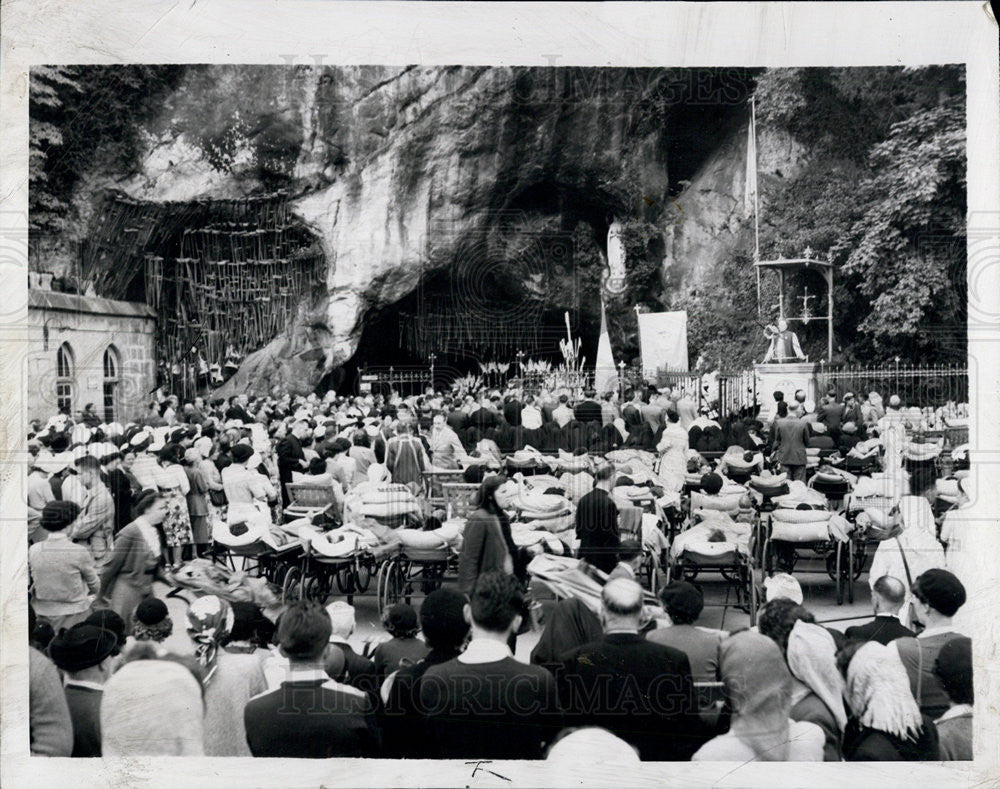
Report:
83,66,760,393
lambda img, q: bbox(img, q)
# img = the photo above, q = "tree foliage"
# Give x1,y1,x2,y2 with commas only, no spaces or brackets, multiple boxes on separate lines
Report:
746,66,966,364
29,65,184,235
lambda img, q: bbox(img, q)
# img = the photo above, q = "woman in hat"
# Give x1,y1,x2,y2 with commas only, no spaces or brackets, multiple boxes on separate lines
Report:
182,447,212,558
48,623,120,757
193,435,226,523
841,641,940,760
155,443,193,570
186,595,267,757
132,597,173,647
29,501,100,631
99,490,168,632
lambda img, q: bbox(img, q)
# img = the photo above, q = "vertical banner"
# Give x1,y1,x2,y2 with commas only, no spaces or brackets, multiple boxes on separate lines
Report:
594,300,617,393
638,310,688,376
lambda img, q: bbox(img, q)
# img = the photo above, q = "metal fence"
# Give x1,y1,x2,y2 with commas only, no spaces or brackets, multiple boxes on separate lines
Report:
815,363,968,408
717,370,759,417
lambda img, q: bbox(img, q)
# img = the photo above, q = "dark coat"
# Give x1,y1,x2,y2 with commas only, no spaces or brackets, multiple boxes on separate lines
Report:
558,633,706,761
574,488,619,574
844,615,915,646
457,508,513,595
771,417,810,466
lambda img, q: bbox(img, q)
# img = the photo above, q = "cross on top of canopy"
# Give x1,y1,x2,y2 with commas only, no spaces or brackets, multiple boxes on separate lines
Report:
755,252,835,361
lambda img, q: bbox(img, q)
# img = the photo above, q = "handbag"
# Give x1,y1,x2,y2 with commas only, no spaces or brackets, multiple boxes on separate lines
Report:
209,488,228,507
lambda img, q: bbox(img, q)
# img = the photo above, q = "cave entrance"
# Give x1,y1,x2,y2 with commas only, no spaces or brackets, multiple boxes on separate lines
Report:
334,223,608,395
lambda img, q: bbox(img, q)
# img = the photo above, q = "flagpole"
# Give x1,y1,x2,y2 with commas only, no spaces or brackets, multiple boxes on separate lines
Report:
634,304,644,382
752,95,761,316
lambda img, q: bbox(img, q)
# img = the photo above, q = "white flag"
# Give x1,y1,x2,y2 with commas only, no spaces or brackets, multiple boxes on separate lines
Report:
744,111,757,220
594,300,618,393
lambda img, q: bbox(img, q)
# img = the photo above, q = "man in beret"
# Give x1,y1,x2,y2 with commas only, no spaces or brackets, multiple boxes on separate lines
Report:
49,623,118,757
894,569,968,719
933,636,973,760
29,501,100,631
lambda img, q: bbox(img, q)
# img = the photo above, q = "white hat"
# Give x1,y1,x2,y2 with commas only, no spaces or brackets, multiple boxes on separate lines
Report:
364,424,380,438
71,424,92,445
803,400,815,415
546,727,640,766
88,442,119,460
326,600,356,639
764,573,803,605
193,437,213,458
889,395,901,407
45,414,69,431
147,429,168,453
34,451,71,475
103,422,124,437
130,428,153,448
313,425,327,440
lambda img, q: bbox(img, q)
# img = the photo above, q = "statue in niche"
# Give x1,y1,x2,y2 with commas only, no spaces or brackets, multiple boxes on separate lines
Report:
761,318,806,363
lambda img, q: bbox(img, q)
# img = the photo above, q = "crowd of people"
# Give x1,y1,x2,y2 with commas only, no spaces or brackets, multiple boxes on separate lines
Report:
24,380,973,761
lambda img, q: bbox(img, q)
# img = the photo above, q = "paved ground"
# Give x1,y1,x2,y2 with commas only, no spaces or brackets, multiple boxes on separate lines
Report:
154,551,877,661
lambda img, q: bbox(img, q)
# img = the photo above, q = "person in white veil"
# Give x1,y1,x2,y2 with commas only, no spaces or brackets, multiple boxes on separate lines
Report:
868,495,945,629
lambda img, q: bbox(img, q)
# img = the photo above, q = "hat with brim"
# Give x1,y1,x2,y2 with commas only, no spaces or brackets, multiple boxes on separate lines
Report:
34,451,68,475
49,624,118,672
842,422,858,434
71,424,93,445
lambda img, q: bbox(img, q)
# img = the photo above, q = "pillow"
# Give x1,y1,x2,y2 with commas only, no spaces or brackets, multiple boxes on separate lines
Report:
395,529,449,550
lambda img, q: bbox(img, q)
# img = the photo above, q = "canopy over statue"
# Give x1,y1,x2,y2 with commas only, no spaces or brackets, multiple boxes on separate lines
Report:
755,253,835,363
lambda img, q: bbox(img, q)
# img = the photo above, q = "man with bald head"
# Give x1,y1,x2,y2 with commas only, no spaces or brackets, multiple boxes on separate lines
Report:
558,578,705,761
844,575,915,645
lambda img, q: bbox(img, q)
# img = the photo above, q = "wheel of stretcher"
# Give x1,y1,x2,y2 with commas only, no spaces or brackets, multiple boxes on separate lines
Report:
335,565,355,595
282,566,303,605
305,572,332,604
377,559,403,617
353,558,372,593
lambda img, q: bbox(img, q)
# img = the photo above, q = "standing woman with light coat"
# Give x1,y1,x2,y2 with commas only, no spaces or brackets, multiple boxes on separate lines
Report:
154,443,193,571
655,409,688,493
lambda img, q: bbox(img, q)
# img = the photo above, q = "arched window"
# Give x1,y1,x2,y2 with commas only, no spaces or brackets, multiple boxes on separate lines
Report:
56,342,74,415
103,345,120,423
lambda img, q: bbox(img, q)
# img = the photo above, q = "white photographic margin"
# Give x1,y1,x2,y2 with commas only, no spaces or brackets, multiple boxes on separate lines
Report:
1,1,998,786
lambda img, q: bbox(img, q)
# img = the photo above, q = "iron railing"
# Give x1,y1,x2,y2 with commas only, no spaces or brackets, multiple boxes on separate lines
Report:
815,362,968,408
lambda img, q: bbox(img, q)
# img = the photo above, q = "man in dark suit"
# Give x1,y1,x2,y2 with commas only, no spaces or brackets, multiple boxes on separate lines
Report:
225,395,253,424
845,575,915,645
575,464,619,574
559,578,706,761
770,401,810,481
573,389,603,424
244,601,380,758
420,572,561,759
503,394,523,427
276,420,309,507
817,392,846,440
468,396,497,431
444,397,469,433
